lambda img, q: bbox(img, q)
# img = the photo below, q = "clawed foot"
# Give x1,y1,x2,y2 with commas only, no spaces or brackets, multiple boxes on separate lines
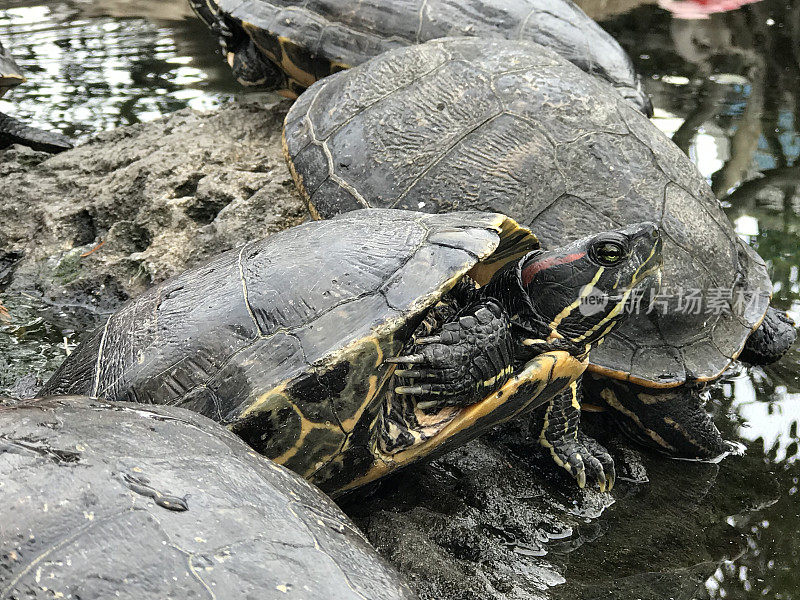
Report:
387,301,513,409
543,431,616,492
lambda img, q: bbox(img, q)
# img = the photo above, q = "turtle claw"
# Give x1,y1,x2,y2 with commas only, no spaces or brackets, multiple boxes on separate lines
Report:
385,354,425,365
574,461,587,489
414,335,442,345
583,433,616,491
393,369,429,379
550,435,615,492
395,385,441,396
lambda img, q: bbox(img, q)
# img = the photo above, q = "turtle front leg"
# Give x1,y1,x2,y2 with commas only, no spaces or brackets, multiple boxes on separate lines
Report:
388,300,515,409
537,380,615,491
583,375,730,460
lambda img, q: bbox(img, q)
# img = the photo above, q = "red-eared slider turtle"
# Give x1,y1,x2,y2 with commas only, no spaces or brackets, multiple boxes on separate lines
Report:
0,396,417,600
282,38,796,470
188,0,652,115
41,210,661,493
0,41,72,153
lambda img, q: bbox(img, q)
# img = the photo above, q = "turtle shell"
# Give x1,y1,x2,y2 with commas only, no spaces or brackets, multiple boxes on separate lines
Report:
210,0,650,113
0,396,416,600
0,42,24,97
283,38,772,389
41,209,585,493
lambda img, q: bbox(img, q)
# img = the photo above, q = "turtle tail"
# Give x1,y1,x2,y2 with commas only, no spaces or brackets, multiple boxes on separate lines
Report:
0,111,73,153
738,306,797,365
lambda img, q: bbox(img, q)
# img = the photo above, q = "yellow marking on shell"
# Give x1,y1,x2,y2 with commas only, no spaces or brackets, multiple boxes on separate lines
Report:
339,351,587,493
587,363,684,388
247,31,318,88
600,388,675,451
269,402,341,467
239,381,288,418
234,381,340,469
276,37,320,87
338,373,380,431
370,337,384,368
466,216,539,285
337,334,397,432
549,268,605,332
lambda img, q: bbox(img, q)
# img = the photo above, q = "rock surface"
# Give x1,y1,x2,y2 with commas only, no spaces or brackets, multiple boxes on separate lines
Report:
0,99,305,312
0,101,730,600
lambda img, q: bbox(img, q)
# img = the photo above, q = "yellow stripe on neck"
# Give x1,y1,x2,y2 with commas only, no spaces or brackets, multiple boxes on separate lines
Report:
548,267,605,331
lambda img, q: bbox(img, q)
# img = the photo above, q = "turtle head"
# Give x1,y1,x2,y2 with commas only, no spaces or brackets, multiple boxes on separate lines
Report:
516,222,662,354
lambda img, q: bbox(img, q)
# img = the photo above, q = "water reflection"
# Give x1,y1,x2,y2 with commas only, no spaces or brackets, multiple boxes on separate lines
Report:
601,2,800,597
0,0,236,140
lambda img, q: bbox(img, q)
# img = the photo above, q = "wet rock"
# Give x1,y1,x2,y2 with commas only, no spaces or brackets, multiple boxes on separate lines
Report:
0,99,306,312
340,419,629,600
341,414,740,600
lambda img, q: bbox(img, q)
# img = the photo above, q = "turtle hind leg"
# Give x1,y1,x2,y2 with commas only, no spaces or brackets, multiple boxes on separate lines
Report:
0,112,73,153
738,306,796,365
227,37,284,90
536,380,615,491
584,375,731,460
388,299,515,409
188,1,284,90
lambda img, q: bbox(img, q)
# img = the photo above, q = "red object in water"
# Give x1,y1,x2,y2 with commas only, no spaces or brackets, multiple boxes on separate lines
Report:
658,0,763,18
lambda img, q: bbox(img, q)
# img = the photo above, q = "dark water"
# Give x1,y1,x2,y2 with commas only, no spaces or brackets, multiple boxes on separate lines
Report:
0,0,241,140
0,1,798,598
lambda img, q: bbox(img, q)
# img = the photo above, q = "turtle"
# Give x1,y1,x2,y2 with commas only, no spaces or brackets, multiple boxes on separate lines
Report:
40,209,662,493
0,395,417,600
0,40,73,153
188,0,653,115
281,38,797,473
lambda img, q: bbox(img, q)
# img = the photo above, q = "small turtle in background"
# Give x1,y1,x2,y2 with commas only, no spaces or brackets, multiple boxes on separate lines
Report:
0,40,72,153
41,210,662,492
188,0,652,115
282,38,796,476
0,396,417,600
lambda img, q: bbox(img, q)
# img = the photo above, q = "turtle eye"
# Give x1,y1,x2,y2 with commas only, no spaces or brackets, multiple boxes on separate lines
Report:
592,241,626,266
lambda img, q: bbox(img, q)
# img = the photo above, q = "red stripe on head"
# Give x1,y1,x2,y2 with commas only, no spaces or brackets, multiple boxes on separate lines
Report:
522,252,586,286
